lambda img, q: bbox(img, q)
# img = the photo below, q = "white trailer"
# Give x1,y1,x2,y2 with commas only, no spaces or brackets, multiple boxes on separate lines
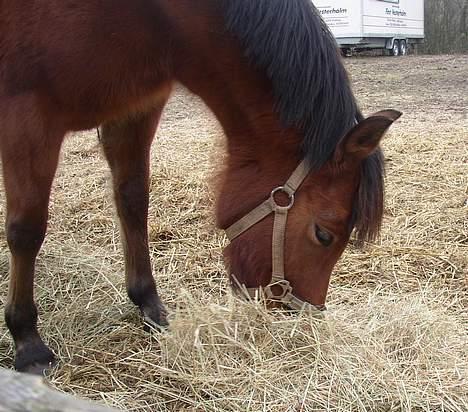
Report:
312,0,425,56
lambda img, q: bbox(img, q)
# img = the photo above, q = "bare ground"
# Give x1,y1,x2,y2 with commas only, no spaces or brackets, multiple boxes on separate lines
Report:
0,54,467,411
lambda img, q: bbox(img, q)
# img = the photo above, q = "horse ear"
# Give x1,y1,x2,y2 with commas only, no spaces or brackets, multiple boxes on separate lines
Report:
336,110,402,162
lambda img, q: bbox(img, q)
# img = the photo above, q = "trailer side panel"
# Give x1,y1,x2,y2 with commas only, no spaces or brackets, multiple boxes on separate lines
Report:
362,0,424,39
314,0,363,39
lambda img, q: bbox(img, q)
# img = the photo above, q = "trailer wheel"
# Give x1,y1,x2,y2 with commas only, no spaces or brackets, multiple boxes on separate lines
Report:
341,48,353,58
399,40,408,56
391,40,400,56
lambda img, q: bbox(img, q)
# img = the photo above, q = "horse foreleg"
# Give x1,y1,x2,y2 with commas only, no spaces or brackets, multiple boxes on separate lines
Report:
101,107,168,330
1,101,64,373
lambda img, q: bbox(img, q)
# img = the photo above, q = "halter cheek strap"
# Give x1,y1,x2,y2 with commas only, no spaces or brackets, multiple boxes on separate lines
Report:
225,159,322,312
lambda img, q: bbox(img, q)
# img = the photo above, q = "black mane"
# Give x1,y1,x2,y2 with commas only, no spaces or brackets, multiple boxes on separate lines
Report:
221,0,384,243
222,0,360,168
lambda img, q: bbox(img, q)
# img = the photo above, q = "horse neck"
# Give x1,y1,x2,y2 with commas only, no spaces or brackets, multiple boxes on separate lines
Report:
162,1,304,229
178,67,303,229
188,85,300,229
217,109,302,230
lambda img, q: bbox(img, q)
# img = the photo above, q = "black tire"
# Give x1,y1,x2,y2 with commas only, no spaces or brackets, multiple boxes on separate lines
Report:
392,40,400,56
341,48,353,57
399,40,408,56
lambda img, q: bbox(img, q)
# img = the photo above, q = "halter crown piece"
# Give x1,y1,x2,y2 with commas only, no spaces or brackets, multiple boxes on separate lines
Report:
225,159,322,312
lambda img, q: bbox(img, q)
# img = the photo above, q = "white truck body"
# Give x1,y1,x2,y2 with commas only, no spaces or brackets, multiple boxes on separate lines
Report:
312,0,424,53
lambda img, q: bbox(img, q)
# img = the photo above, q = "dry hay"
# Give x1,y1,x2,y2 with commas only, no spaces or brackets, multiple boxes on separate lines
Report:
0,55,467,411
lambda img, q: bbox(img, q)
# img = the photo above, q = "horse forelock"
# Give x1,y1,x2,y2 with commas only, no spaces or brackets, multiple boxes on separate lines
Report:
352,150,386,246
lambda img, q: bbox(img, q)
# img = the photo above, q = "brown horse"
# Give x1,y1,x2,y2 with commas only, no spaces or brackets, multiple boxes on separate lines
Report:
0,0,400,373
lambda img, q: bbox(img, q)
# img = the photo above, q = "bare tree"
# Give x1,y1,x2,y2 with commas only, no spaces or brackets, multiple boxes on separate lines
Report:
423,0,468,53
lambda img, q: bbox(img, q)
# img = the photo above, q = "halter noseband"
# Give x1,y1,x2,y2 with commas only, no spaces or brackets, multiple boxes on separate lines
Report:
225,159,323,312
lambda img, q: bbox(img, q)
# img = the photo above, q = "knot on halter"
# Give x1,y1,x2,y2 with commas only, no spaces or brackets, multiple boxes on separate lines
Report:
225,159,324,313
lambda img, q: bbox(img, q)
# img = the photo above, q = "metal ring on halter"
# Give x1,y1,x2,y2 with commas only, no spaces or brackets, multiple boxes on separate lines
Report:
270,187,295,211
263,279,293,301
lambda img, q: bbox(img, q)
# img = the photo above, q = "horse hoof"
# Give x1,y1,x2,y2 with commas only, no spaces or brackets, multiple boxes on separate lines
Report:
15,343,56,375
141,302,169,333
21,360,57,376
143,315,168,333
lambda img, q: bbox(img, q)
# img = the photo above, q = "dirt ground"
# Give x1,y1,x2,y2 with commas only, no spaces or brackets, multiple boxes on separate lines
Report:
0,54,466,411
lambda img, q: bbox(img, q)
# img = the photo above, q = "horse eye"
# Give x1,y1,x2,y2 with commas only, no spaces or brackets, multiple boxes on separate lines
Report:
315,225,334,247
